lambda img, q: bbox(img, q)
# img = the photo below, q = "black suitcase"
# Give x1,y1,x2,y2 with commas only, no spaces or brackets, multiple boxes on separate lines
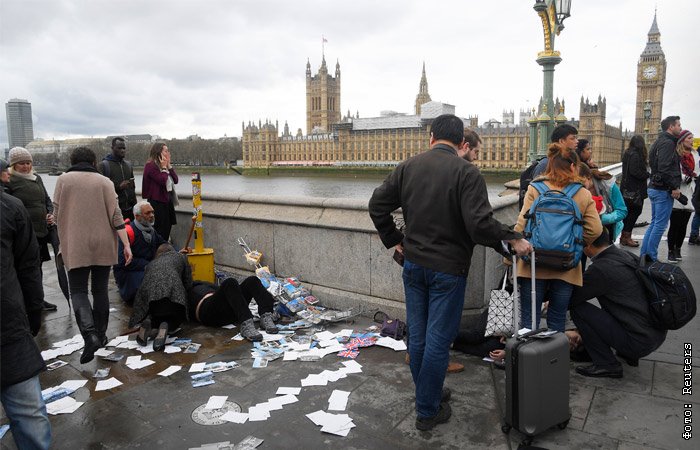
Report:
502,252,570,446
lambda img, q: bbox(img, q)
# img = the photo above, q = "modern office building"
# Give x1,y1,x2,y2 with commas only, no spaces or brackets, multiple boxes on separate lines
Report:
5,98,34,148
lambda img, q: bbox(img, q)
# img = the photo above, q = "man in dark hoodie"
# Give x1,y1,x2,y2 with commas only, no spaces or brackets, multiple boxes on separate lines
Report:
101,137,137,220
640,115,683,261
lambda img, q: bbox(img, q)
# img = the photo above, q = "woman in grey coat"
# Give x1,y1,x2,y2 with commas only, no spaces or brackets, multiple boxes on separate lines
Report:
129,244,192,351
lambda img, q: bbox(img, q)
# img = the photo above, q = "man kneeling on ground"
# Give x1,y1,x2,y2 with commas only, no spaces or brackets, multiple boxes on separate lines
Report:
114,201,165,304
570,228,667,378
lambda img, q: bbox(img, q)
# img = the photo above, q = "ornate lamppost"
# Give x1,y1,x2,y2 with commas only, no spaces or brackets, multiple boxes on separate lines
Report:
643,99,652,145
528,0,573,162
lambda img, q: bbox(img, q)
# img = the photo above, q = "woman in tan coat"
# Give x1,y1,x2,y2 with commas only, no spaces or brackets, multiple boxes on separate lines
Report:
515,144,602,332
53,147,133,363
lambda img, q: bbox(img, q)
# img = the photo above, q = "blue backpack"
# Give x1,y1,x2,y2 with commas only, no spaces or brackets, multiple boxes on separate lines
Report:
522,181,585,270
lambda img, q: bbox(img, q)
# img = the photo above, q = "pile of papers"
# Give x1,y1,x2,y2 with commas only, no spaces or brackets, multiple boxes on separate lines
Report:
188,435,263,450
42,379,88,415
306,410,356,437
41,334,84,361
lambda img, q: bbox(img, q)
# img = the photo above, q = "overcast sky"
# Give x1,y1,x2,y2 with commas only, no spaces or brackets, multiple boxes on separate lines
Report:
1,0,698,149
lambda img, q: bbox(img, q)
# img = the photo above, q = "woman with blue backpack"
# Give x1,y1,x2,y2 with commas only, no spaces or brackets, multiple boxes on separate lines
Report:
514,144,603,332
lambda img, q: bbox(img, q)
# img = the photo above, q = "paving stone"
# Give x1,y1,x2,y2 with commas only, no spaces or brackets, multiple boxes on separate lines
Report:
652,361,694,402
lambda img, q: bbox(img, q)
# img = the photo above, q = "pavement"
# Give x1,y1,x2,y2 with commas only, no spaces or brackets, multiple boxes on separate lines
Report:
1,204,698,450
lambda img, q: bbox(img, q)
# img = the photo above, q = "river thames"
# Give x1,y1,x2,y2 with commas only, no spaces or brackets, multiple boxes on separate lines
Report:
39,171,515,200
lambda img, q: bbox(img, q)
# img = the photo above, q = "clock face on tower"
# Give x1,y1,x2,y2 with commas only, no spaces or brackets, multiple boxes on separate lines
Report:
643,65,658,79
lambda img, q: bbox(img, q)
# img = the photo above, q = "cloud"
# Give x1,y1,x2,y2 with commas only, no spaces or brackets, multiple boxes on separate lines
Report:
1,0,698,150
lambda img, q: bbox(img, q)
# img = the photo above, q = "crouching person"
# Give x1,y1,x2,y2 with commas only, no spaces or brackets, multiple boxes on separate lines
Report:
113,201,165,305
570,228,667,378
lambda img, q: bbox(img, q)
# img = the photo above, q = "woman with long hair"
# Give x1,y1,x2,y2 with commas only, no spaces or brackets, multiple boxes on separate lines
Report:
141,142,178,241
666,130,695,262
53,147,133,363
578,164,628,244
619,135,650,247
515,144,603,331
575,138,598,168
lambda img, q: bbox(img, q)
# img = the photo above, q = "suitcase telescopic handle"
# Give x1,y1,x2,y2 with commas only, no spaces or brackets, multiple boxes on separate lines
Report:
510,250,537,334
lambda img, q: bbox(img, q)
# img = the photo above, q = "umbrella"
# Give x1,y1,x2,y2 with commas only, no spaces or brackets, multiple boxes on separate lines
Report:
47,225,70,306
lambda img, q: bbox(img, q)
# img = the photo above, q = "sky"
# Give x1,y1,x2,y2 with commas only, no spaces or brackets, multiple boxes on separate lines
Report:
1,0,698,149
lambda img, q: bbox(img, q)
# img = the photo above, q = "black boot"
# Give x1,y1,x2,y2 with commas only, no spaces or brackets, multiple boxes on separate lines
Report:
93,308,109,347
667,247,678,263
75,306,101,364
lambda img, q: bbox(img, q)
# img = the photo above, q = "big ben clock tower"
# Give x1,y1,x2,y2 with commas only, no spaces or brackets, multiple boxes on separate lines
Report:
634,12,666,144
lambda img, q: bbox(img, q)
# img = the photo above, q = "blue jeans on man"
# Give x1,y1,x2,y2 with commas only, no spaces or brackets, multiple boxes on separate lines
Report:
1,375,51,449
402,259,466,420
640,188,674,261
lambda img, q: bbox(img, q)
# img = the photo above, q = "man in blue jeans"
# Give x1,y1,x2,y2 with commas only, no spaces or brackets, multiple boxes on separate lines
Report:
640,116,682,261
369,115,531,430
1,191,51,449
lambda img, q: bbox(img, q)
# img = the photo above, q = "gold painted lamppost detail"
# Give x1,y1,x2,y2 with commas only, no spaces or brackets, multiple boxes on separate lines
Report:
528,0,573,162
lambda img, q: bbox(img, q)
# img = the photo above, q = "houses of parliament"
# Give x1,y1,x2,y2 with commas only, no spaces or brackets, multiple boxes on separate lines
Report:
243,14,666,170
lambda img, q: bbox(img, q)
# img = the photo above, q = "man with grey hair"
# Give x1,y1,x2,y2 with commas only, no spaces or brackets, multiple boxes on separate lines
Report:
113,200,165,304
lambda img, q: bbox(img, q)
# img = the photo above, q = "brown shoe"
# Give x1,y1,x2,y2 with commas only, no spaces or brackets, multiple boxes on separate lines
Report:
620,231,639,247
447,361,465,373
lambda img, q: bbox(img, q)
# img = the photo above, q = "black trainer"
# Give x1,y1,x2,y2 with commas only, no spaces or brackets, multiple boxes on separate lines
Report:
42,301,58,311
416,402,452,431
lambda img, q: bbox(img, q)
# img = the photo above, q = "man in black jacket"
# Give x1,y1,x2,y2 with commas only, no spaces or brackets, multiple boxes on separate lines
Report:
101,136,137,221
640,115,682,261
0,191,51,449
369,114,531,430
570,229,667,379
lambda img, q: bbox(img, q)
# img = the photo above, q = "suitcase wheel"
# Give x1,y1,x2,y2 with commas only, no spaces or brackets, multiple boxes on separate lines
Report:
557,418,570,430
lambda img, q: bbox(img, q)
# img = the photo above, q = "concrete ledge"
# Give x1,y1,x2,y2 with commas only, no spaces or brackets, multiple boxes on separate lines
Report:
165,191,521,320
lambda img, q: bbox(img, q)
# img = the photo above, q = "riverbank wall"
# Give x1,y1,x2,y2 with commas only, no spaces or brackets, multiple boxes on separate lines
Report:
168,192,520,326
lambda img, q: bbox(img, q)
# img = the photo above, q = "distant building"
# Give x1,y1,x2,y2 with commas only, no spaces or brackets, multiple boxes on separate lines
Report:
5,98,34,148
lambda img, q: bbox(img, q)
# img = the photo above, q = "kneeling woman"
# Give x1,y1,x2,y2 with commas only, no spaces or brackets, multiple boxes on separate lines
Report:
129,244,191,351
188,277,279,342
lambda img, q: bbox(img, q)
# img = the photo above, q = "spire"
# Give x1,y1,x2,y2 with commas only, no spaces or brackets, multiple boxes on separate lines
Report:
415,62,431,115
648,10,660,36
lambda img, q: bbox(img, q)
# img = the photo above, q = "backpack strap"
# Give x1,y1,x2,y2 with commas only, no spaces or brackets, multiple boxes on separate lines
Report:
124,218,135,245
530,180,549,196
562,182,583,199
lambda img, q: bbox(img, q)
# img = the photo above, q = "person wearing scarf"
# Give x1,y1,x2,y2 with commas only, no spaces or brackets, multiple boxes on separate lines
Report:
666,130,696,262
53,146,133,364
7,147,58,311
113,200,166,305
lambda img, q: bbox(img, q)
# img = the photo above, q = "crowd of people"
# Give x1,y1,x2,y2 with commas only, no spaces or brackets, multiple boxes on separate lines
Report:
370,114,693,430
1,113,695,444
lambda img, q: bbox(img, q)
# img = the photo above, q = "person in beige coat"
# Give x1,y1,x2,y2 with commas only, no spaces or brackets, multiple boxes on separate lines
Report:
53,147,133,363
515,144,603,332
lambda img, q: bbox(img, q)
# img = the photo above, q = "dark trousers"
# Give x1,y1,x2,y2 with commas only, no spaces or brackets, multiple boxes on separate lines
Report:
121,208,135,222
668,209,692,250
622,199,644,233
148,199,176,242
198,277,275,326
68,266,111,314
570,302,645,369
452,310,504,357
149,298,185,331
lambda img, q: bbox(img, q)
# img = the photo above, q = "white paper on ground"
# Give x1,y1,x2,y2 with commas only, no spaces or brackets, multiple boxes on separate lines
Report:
232,333,245,341
126,355,141,365
336,329,354,337
268,394,297,408
189,362,206,372
93,348,114,357
164,346,181,354
327,390,350,411
259,332,285,342
137,346,155,354
314,331,336,341
95,377,122,391
220,411,249,424
318,339,339,348
301,374,328,387
158,365,182,377
305,410,329,426
59,379,88,391
205,395,228,410
221,324,236,329
106,335,129,347
276,387,301,395
375,336,407,351
46,396,82,415
341,360,362,373
258,401,282,411
283,351,298,361
127,359,155,370
247,406,270,421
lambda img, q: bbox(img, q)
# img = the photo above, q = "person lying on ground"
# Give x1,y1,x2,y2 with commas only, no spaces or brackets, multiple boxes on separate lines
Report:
187,276,279,342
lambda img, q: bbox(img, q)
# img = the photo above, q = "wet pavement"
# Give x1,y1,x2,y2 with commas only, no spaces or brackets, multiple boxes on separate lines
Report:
1,204,698,450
